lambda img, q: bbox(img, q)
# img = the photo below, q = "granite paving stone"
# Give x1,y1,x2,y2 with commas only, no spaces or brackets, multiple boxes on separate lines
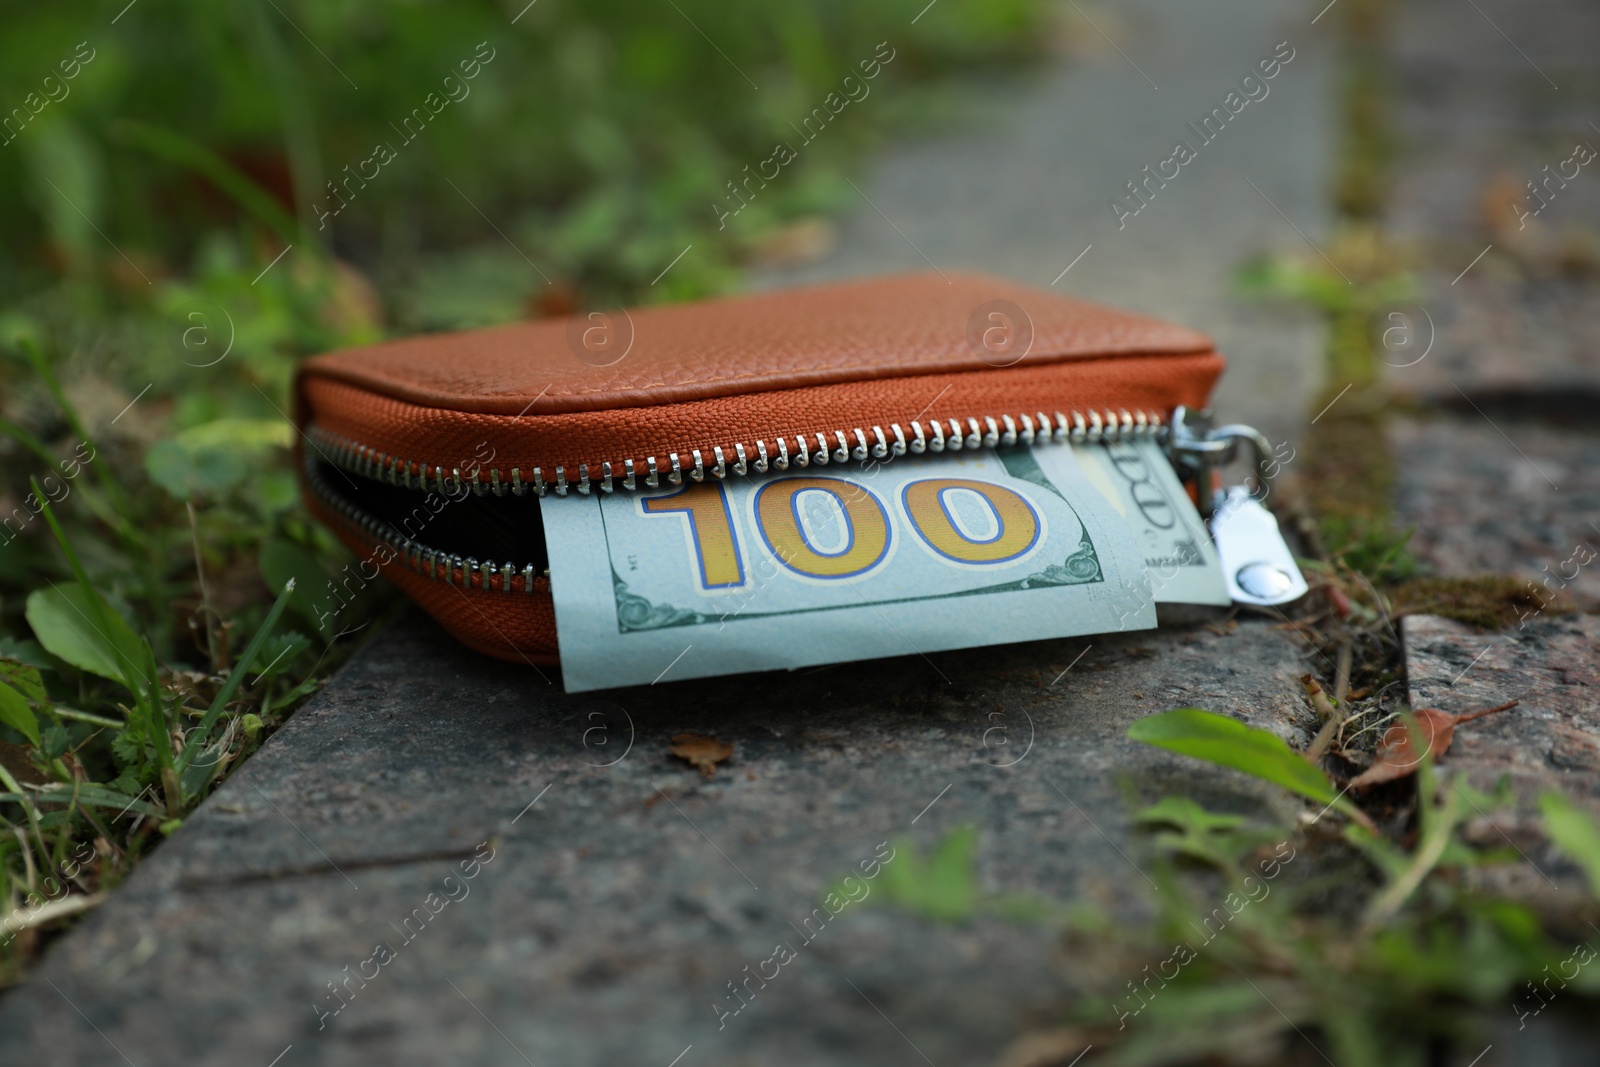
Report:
1389,415,1600,592
1384,272,1600,407
1384,0,1600,406
1404,611,1600,817
0,612,1316,1066
1387,0,1600,246
1385,0,1600,848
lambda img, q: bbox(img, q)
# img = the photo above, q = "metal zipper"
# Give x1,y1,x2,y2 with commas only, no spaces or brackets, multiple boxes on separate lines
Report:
303,452,546,594
304,404,1168,595
306,405,1167,500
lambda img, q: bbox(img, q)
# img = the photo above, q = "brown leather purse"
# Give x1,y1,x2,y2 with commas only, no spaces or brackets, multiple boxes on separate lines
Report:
294,272,1223,664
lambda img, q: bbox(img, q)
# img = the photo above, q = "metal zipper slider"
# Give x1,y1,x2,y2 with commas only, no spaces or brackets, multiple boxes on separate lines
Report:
1209,487,1309,606
1168,406,1308,607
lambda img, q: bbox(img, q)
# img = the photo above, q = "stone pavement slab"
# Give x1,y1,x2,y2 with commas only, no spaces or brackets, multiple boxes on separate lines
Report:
1403,611,1600,814
1384,0,1600,842
1385,0,1600,406
0,611,1315,1066
1385,272,1600,406
1389,415,1600,591
1387,0,1600,245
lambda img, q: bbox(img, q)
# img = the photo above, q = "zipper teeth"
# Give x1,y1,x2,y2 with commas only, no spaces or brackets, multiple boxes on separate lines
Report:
303,453,544,595
306,406,1167,500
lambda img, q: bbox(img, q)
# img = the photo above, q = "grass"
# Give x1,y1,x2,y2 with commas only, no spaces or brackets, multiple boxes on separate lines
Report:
0,0,1049,982
876,734,1600,1066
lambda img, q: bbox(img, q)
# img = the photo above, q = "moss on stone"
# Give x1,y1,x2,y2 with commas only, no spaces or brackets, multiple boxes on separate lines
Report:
1393,575,1571,630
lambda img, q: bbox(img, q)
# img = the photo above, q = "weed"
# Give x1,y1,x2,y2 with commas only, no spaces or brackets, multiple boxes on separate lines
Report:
885,715,1600,1065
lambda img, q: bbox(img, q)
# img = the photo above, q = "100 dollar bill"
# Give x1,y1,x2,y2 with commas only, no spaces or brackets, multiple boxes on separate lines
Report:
1064,438,1231,607
542,446,1156,691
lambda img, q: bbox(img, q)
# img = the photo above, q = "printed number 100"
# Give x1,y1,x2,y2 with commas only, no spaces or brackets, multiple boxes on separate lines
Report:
640,475,1041,589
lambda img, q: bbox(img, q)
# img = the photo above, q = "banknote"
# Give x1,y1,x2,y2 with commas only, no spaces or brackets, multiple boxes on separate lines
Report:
541,446,1157,691
1058,438,1232,606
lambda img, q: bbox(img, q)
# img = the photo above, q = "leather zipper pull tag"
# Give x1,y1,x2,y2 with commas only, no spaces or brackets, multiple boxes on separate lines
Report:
1209,486,1308,606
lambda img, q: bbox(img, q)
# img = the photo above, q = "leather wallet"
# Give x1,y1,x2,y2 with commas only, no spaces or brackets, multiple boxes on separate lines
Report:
295,271,1223,664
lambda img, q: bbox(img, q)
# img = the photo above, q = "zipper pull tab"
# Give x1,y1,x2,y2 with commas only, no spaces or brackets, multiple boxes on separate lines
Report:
1209,487,1309,606
1167,406,1308,607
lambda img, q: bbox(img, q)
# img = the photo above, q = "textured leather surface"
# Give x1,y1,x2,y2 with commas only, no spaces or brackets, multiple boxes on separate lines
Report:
303,352,1223,483
300,272,1214,416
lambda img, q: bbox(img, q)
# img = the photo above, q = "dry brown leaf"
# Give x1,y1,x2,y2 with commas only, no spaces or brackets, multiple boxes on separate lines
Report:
670,733,733,778
1350,700,1518,790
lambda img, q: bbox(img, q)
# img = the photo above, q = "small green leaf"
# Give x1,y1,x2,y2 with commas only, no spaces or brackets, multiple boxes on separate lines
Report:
923,825,979,921
0,658,48,704
25,586,147,688
39,724,69,760
144,438,250,498
1135,795,1278,869
874,827,979,924
144,414,291,500
174,417,293,452
1540,792,1600,899
1136,795,1247,833
0,681,41,746
1128,709,1339,806
259,539,328,630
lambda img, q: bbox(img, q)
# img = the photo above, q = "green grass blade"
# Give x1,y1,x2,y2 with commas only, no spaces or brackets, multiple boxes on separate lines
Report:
48,705,126,728
0,419,137,548
142,637,176,779
0,764,48,863
0,415,61,471
9,784,165,817
176,578,295,774
110,119,303,247
1362,773,1463,930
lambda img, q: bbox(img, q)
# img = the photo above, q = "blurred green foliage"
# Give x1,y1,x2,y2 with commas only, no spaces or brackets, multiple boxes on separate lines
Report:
1,0,1043,311
876,717,1600,1065
0,0,1046,982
